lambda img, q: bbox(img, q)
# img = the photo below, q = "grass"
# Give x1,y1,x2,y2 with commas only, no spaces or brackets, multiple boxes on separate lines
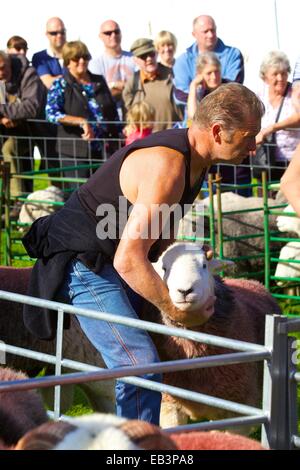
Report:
65,386,93,417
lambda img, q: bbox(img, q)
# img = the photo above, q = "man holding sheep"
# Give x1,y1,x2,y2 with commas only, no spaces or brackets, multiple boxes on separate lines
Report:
23,83,264,425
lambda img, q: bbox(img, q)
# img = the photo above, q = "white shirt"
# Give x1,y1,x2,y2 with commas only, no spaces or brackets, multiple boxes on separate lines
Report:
258,85,300,161
89,50,135,84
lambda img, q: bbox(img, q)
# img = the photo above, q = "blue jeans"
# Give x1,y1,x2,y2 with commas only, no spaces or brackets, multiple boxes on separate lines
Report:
60,259,162,424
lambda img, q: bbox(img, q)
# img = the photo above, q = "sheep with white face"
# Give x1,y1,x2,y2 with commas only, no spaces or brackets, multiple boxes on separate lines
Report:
143,242,281,428
153,243,233,325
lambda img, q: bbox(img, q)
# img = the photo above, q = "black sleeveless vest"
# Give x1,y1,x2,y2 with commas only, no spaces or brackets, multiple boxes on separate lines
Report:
22,128,206,339
78,128,205,261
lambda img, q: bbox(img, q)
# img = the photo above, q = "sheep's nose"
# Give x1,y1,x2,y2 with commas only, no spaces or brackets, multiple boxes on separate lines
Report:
178,288,193,296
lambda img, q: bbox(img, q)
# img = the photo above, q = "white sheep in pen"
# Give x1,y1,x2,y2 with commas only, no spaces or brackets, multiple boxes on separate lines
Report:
18,186,64,226
178,192,286,277
275,204,300,286
141,242,281,428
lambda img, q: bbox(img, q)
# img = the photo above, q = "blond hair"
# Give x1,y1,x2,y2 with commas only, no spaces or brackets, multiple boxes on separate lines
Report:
62,41,91,67
124,101,155,136
154,31,177,52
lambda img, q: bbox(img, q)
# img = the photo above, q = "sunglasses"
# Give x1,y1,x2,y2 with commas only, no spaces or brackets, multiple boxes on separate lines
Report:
47,29,66,36
138,51,156,61
101,29,121,36
71,54,91,63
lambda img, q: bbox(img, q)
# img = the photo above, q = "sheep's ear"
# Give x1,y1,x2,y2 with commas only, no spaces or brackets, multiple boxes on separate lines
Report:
152,258,165,278
208,258,235,273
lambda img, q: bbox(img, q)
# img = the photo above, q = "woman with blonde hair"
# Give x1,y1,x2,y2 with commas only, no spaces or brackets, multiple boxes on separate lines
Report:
187,51,225,121
154,31,177,69
46,40,120,187
123,101,155,145
186,52,251,196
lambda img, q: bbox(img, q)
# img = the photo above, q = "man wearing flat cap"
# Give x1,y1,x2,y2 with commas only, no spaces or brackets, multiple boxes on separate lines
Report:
123,38,182,131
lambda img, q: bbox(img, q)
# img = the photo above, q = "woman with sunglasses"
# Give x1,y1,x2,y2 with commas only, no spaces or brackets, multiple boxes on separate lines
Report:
46,40,120,190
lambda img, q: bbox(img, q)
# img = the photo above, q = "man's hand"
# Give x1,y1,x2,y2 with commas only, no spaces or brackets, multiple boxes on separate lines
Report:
81,121,95,141
255,125,275,145
109,80,126,98
190,74,204,89
0,117,17,128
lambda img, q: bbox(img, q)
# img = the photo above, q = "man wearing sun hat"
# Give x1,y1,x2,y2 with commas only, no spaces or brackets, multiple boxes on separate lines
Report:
123,38,182,131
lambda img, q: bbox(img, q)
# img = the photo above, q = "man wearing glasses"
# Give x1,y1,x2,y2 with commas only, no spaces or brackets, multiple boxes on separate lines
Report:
32,17,66,89
89,20,135,120
123,38,182,131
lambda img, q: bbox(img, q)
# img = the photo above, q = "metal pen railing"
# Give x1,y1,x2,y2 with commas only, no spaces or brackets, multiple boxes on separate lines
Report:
0,288,299,449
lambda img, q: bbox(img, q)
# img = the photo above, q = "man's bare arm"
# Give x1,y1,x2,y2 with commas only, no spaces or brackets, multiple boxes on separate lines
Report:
256,112,300,145
113,150,202,327
41,74,63,89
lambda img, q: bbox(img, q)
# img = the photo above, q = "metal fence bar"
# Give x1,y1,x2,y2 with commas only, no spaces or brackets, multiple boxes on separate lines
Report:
287,337,299,449
278,319,300,334
262,315,290,449
263,171,271,290
53,308,64,420
165,415,268,434
0,340,268,418
1,289,298,447
0,364,265,418
208,173,216,253
0,342,268,374
0,290,270,354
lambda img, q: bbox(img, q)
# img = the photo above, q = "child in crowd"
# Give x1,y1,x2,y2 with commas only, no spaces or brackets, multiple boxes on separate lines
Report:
123,101,155,145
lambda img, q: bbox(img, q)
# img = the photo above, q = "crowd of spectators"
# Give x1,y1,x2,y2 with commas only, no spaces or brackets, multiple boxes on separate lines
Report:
0,13,300,200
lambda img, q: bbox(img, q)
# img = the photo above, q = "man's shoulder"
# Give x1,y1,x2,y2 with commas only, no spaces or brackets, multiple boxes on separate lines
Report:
32,49,49,61
32,49,58,69
176,43,197,61
214,38,242,57
174,43,197,73
120,50,133,58
157,62,173,78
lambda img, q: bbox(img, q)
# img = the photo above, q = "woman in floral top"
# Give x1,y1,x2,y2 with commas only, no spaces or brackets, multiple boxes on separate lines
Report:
46,40,120,188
